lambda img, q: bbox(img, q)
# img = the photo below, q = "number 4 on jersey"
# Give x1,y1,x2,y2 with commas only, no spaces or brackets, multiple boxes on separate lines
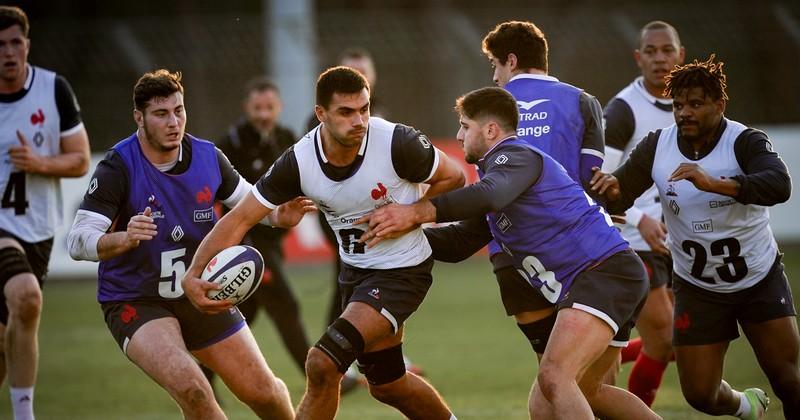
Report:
2,172,29,215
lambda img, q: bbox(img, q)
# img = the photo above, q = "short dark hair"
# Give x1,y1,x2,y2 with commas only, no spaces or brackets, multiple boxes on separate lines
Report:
639,20,681,48
455,87,519,133
664,54,729,102
0,6,29,37
133,69,184,111
482,21,548,72
315,66,369,109
244,76,279,97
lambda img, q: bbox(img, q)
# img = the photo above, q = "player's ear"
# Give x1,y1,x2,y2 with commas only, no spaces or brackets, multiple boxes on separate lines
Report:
484,121,496,139
507,53,518,71
133,109,144,127
314,104,325,123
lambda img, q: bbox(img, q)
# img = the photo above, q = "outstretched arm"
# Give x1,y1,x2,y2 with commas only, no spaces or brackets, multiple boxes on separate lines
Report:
424,216,493,263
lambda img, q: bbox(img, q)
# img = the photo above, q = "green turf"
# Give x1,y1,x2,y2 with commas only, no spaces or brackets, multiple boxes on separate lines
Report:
1,245,798,419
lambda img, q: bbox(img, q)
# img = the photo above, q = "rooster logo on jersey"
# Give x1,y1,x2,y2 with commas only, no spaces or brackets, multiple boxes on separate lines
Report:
370,182,395,209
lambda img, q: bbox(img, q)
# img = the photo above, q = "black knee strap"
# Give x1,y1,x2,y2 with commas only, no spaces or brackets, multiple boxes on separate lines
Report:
0,247,31,284
357,343,406,385
518,313,557,354
314,317,365,373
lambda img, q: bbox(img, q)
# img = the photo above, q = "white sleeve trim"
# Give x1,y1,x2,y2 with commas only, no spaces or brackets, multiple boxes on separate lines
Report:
421,147,442,183
580,148,604,159
60,122,85,137
220,176,252,209
601,147,624,172
67,209,112,261
250,184,278,210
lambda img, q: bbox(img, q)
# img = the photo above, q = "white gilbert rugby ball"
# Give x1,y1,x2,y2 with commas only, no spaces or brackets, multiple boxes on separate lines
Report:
201,245,264,305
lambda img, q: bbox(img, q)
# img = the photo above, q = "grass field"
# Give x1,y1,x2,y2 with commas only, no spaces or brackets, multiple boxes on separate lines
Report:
1,245,798,419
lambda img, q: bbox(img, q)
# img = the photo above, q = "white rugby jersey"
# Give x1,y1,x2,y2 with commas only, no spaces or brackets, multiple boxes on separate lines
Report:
606,77,675,251
255,117,437,269
0,66,74,242
653,119,778,292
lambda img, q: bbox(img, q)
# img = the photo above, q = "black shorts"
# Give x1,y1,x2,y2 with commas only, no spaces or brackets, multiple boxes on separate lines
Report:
101,298,246,354
558,250,649,347
636,251,672,289
495,263,552,316
0,229,53,324
672,253,795,346
339,257,434,333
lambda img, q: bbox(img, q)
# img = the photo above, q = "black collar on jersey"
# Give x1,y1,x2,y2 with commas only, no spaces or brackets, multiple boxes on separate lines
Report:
0,65,34,103
313,124,369,182
677,118,727,161
653,101,673,112
161,136,193,175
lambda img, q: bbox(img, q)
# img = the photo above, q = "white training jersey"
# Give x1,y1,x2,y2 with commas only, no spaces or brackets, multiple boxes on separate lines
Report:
0,66,65,242
257,117,436,269
652,119,778,292
610,77,674,250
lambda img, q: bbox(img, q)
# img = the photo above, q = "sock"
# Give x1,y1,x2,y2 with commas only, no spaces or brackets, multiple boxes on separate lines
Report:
733,390,750,418
628,352,668,407
10,386,34,420
621,337,643,364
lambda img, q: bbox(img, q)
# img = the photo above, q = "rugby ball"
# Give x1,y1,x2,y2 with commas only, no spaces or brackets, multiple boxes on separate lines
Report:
201,245,264,305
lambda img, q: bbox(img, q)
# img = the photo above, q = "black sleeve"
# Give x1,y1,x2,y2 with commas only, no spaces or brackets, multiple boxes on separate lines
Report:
431,145,542,223
214,148,244,201
607,131,659,214
603,98,635,152
78,150,128,221
54,75,82,133
254,147,303,206
424,216,493,263
391,124,437,182
580,92,605,153
731,129,792,205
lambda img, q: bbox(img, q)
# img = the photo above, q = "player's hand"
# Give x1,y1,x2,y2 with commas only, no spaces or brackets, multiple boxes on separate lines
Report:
180,273,233,314
589,167,621,201
125,207,157,248
668,163,716,192
9,131,45,173
637,214,670,256
269,196,316,228
355,203,420,248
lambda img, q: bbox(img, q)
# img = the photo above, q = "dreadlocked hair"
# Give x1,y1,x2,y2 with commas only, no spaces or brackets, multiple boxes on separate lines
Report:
664,54,728,102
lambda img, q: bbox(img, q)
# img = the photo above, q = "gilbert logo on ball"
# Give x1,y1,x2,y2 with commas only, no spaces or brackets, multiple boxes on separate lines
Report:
201,245,264,305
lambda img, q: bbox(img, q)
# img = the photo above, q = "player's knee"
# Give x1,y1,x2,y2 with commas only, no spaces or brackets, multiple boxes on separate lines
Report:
536,363,570,402
368,380,405,407
311,317,365,377
173,378,217,411
518,313,556,354
238,376,289,411
358,343,406,387
8,282,42,325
